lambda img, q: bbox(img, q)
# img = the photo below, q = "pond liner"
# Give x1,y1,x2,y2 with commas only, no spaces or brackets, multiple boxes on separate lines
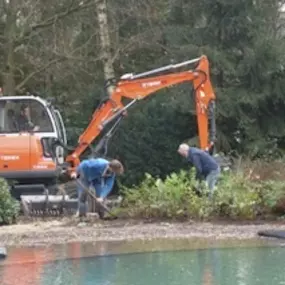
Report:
0,247,7,259
258,230,285,239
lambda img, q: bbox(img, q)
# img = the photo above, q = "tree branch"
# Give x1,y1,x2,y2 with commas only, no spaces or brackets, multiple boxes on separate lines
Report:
15,27,103,90
15,0,97,46
15,57,63,91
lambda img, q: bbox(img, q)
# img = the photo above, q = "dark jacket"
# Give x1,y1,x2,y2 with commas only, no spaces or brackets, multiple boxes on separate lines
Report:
187,147,219,180
17,114,35,131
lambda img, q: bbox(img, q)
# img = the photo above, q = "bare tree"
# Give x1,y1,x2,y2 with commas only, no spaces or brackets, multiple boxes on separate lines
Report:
96,0,115,96
0,0,96,96
2,0,17,95
0,0,169,98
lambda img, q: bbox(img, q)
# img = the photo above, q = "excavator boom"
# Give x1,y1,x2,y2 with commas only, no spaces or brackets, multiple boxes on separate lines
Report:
65,55,217,171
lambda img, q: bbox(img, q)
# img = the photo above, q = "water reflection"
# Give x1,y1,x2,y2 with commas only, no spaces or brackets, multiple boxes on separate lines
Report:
0,239,284,285
0,243,82,285
0,248,47,285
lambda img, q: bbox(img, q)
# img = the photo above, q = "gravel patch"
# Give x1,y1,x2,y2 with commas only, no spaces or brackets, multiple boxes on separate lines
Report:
0,218,284,247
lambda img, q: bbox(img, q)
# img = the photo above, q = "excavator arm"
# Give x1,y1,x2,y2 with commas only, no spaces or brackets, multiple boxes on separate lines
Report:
65,55,216,171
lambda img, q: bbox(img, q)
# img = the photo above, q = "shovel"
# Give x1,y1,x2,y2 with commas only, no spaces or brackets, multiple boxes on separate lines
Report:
75,178,118,219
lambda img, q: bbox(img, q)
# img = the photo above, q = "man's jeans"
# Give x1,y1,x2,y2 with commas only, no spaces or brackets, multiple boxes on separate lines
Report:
77,171,90,216
206,167,221,197
76,172,112,216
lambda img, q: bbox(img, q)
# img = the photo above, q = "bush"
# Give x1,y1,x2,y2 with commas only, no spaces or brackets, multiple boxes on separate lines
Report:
120,169,196,219
119,167,285,221
0,178,20,225
212,172,263,219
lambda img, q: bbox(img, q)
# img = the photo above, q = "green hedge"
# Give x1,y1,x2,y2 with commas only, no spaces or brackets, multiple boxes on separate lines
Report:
118,168,285,221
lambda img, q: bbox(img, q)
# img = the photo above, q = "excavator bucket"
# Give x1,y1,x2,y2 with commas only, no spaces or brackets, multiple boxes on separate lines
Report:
20,182,122,218
20,193,78,217
19,183,78,217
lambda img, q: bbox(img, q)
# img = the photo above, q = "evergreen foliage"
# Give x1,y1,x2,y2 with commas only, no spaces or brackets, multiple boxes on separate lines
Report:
1,0,285,186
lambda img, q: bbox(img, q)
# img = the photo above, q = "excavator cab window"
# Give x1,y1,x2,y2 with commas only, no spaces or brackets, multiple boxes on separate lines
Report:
0,98,54,134
49,106,67,144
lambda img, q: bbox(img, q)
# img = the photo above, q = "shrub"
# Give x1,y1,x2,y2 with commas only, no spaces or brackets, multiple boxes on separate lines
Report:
258,180,285,215
0,178,20,225
212,172,263,219
119,166,285,221
120,169,198,219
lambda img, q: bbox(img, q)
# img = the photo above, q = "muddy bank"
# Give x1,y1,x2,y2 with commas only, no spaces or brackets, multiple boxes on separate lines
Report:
0,218,285,247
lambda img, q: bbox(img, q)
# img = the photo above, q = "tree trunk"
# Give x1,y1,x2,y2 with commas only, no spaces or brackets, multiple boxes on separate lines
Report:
3,0,17,96
96,0,115,96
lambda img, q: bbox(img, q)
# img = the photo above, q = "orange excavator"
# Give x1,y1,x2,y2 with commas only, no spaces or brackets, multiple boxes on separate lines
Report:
0,55,216,214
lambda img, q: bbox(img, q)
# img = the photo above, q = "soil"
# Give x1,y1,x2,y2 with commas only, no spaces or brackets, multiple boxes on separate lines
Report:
0,216,285,247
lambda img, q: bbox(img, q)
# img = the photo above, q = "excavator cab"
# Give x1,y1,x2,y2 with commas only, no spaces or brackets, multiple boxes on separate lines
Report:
0,95,67,197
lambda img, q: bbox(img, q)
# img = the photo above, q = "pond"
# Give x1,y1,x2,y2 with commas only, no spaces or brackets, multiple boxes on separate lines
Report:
0,238,284,285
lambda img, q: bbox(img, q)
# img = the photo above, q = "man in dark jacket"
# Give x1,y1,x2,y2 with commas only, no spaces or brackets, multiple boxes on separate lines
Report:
17,104,39,132
177,143,220,197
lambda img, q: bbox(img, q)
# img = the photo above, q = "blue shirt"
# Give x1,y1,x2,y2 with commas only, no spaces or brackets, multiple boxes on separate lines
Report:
77,158,115,197
187,147,219,178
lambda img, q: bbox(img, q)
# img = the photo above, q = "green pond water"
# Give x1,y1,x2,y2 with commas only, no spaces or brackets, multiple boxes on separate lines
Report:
0,239,285,285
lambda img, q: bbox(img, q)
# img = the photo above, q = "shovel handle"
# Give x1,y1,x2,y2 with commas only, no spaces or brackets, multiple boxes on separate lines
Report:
75,179,117,218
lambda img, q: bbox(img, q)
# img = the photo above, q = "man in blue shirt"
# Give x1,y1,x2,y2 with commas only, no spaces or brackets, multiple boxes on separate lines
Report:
72,158,124,217
177,143,220,197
